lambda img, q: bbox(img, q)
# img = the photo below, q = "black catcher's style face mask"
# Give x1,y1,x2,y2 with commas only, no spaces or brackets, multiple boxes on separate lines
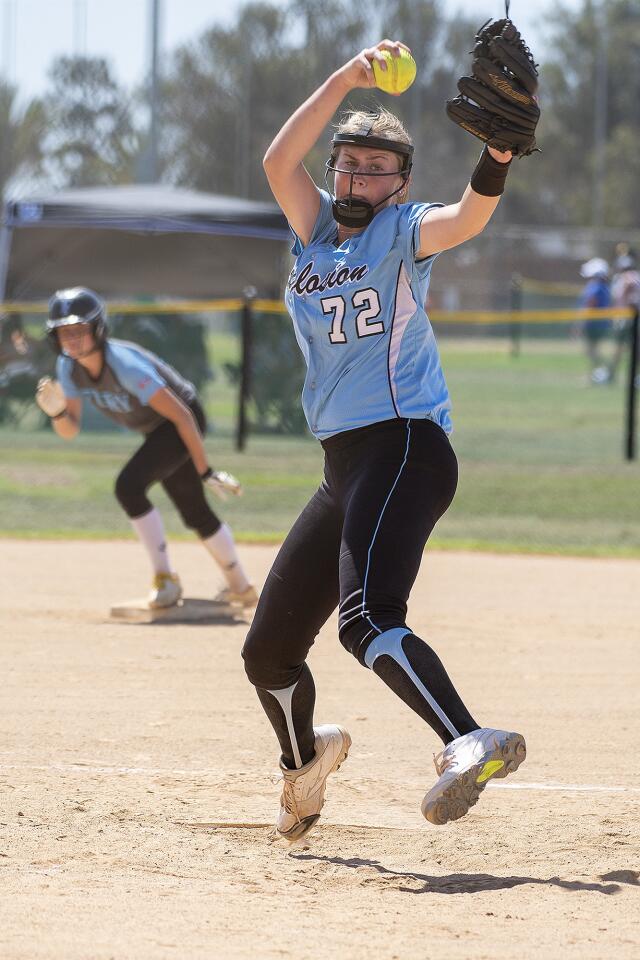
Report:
326,127,414,229
46,287,108,357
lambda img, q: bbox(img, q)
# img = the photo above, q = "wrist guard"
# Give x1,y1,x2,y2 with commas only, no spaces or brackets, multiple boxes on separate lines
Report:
470,147,512,196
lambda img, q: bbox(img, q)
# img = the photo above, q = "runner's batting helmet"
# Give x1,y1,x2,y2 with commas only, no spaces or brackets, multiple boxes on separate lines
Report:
46,287,108,354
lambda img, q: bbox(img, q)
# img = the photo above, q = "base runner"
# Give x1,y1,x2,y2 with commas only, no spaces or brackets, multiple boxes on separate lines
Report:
36,287,257,610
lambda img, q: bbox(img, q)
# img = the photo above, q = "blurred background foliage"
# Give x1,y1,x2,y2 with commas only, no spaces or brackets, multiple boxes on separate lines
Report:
0,0,638,229
1,334,638,553
1,0,638,552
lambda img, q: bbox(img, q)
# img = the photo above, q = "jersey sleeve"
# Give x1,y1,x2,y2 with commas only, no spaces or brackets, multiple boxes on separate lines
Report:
56,355,80,397
397,201,445,279
290,189,337,255
107,342,167,405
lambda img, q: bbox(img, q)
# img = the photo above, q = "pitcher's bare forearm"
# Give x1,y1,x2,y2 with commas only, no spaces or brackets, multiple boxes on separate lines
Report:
263,42,406,245
263,74,351,243
264,73,351,177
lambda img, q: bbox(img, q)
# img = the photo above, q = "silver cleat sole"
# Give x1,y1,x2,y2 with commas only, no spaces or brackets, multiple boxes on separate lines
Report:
422,732,526,826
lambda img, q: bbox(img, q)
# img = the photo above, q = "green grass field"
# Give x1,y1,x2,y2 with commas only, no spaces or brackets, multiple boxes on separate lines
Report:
1,337,638,555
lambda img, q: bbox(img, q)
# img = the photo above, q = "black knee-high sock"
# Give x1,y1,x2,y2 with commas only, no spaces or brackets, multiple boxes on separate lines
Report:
369,633,479,746
254,663,316,769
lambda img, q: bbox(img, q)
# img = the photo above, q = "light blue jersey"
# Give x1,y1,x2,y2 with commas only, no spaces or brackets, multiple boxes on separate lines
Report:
284,189,451,439
57,338,196,433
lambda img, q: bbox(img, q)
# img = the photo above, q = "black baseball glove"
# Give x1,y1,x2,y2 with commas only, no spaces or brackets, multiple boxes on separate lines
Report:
446,18,540,157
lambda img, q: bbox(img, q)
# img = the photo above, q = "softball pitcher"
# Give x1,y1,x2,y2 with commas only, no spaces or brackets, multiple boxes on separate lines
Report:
36,287,257,610
243,32,539,839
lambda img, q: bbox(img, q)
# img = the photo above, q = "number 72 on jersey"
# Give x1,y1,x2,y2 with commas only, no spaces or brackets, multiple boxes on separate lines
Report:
321,289,384,344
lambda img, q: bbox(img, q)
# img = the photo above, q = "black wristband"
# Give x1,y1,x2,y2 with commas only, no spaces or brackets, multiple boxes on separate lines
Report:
52,409,67,421
470,147,512,197
200,467,213,481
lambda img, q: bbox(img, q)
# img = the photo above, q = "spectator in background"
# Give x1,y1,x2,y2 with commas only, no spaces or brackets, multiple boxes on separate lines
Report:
0,315,40,383
609,248,640,383
579,258,612,384
0,316,49,419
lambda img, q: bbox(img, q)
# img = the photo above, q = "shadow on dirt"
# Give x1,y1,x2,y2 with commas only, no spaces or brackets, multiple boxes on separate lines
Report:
291,853,623,895
600,870,639,886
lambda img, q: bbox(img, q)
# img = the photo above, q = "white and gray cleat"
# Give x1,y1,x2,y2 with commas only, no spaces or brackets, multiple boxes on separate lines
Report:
421,727,526,826
276,724,351,841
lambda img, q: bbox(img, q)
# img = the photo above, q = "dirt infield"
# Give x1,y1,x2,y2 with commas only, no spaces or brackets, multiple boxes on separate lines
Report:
1,540,639,960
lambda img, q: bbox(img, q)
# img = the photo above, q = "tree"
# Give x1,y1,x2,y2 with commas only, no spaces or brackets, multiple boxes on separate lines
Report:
161,4,287,197
376,4,487,203
515,0,640,227
0,82,46,200
160,0,495,207
30,0,640,229
44,56,140,187
161,0,384,199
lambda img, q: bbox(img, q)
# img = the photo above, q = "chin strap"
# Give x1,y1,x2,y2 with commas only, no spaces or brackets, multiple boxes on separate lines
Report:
328,169,410,229
332,197,376,229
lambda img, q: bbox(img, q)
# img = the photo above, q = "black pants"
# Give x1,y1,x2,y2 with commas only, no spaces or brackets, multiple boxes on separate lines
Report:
114,399,221,540
243,418,479,766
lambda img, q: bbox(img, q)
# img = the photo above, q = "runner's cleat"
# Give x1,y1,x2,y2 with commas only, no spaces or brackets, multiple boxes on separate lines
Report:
148,572,182,609
421,727,526,826
276,725,351,841
213,584,259,609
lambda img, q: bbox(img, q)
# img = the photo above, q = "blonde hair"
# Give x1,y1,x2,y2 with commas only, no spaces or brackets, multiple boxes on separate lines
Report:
334,107,413,149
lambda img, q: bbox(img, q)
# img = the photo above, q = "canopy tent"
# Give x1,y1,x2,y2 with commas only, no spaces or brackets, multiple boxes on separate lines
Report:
0,184,291,301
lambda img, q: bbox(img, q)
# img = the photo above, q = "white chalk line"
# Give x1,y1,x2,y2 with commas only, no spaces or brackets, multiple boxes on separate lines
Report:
488,781,640,794
0,761,639,794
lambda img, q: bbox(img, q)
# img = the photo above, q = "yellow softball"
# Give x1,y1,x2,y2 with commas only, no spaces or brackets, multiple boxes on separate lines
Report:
372,49,417,95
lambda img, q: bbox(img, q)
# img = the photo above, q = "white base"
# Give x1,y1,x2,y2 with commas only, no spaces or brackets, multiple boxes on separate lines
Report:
109,596,247,624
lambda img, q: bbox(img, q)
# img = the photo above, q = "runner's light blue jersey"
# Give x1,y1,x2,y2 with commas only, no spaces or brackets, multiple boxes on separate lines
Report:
284,189,452,439
57,338,196,433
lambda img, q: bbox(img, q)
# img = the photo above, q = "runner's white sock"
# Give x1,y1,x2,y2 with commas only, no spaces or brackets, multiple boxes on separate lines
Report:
130,507,172,575
202,523,249,592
